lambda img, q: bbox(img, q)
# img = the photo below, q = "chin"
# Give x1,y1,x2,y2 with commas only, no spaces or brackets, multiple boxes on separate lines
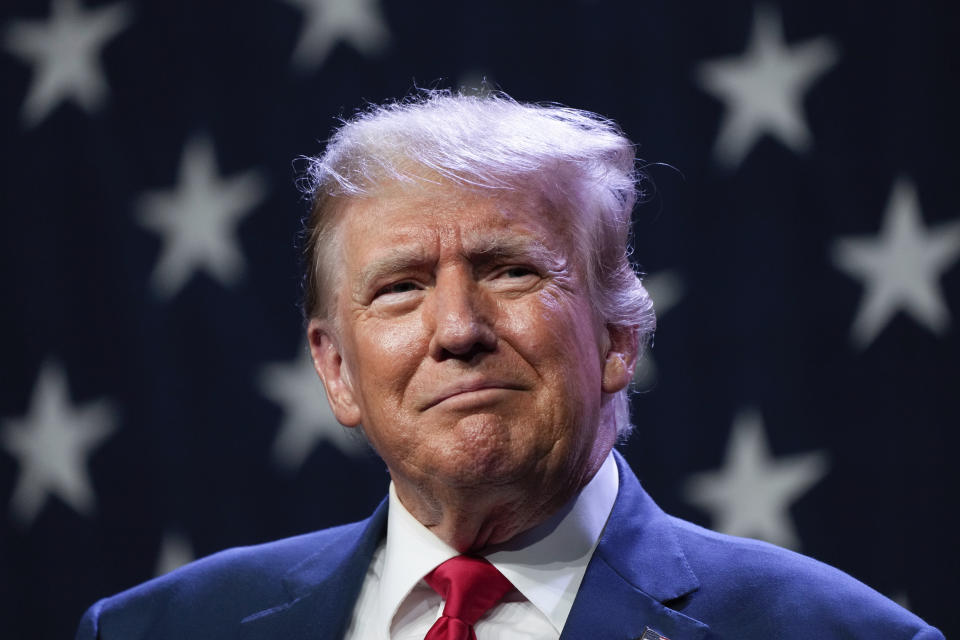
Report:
442,414,540,479
431,451,521,489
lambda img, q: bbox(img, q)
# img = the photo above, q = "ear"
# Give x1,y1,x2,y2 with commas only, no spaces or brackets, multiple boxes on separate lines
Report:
601,324,640,394
307,318,362,428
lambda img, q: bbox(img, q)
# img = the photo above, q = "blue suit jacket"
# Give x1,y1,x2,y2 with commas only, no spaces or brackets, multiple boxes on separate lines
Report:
76,452,943,639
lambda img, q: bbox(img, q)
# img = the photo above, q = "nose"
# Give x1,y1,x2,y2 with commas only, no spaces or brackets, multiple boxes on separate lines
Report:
428,271,497,361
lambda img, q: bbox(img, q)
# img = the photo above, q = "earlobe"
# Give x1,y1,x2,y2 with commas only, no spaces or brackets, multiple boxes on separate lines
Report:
307,319,363,427
601,324,640,394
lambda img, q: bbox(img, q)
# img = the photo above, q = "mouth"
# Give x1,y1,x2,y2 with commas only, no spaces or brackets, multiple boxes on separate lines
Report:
423,380,526,411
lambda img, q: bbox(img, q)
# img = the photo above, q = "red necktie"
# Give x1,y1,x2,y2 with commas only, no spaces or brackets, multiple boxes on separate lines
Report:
423,555,514,640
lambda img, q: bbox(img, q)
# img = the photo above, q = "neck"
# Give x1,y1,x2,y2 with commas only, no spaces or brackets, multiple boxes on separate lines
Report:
391,446,611,552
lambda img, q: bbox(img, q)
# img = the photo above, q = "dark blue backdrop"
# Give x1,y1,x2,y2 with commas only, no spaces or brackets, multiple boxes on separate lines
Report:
1,1,957,637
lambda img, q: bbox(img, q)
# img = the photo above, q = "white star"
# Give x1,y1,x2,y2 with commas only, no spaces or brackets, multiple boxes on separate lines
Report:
1,361,117,528
259,342,367,472
683,408,829,550
3,0,132,127
695,5,838,169
832,177,960,349
634,270,685,389
137,135,268,298
282,0,390,71
155,530,195,576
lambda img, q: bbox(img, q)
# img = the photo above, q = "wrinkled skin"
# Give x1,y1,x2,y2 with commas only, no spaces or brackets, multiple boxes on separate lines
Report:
309,182,637,551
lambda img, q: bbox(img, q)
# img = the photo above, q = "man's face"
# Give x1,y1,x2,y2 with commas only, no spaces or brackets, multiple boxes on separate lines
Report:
309,182,632,510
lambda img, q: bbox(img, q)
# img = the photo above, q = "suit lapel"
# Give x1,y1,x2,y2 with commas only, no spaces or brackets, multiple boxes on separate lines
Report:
239,499,388,640
561,557,709,640
561,451,710,640
237,451,710,639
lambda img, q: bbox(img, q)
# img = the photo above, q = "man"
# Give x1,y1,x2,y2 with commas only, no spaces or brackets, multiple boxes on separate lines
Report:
76,91,943,639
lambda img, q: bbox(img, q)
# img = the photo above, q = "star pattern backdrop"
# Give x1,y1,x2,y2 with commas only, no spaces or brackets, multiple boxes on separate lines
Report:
1,0,957,637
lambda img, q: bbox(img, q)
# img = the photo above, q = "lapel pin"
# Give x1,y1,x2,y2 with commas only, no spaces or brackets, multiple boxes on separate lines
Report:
639,627,671,640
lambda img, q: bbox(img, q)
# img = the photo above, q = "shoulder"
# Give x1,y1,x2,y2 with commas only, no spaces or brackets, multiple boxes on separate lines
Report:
76,519,373,640
667,516,943,639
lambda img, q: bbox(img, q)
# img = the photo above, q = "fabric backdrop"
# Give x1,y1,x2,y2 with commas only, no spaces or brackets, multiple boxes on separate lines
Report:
1,0,957,637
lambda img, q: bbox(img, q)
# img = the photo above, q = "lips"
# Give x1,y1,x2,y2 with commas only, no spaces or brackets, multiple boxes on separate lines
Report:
422,378,526,410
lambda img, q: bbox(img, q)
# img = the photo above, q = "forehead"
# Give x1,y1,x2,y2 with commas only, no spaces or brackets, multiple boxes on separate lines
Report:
337,182,572,267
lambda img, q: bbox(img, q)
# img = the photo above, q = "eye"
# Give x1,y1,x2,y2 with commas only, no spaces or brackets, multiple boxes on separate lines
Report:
503,266,536,278
374,281,421,298
488,265,541,292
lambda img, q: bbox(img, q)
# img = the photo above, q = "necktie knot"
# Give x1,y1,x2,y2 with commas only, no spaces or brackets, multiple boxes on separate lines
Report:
423,555,513,639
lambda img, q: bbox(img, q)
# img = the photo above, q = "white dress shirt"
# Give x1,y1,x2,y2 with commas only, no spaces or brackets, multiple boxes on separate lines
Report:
343,452,619,639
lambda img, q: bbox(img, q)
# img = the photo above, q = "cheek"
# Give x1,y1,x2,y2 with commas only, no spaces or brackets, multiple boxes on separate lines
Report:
365,318,425,354
352,318,426,400
498,291,561,342
501,292,599,363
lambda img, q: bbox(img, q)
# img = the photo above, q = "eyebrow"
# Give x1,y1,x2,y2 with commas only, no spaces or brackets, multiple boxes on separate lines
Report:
354,245,432,297
353,232,567,297
463,233,565,271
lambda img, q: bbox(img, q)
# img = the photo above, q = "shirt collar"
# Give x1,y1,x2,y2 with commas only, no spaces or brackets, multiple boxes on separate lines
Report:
377,451,619,635
377,482,459,635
